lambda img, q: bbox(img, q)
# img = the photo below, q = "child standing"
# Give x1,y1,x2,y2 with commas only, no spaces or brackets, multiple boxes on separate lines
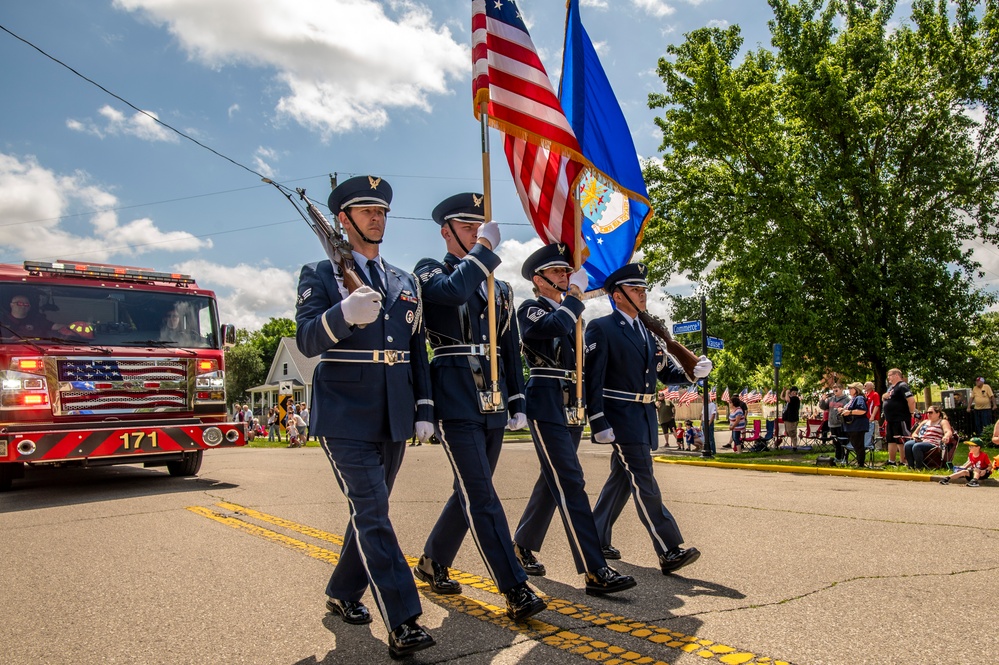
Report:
938,437,992,487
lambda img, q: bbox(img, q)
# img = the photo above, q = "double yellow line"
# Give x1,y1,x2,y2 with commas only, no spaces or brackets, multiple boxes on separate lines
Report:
188,502,790,665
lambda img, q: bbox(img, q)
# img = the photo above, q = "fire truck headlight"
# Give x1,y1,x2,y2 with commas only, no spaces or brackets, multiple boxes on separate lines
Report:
16,440,36,456
202,427,223,447
225,429,240,443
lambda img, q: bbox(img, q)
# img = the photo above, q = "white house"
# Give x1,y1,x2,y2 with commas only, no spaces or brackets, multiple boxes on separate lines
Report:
245,337,320,412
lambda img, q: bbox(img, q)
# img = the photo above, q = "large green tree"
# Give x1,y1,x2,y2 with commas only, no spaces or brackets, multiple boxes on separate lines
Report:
643,0,999,392
249,317,296,372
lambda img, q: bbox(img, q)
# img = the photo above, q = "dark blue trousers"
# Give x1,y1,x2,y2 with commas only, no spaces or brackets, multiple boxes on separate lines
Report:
320,436,422,632
592,441,684,557
423,424,503,566
433,419,527,592
514,420,605,574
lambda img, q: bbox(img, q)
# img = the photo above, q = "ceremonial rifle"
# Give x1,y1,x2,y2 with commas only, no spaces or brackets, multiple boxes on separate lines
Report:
639,311,700,381
263,176,366,294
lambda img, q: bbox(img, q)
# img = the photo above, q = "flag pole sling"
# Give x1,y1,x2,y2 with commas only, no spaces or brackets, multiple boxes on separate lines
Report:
479,102,502,407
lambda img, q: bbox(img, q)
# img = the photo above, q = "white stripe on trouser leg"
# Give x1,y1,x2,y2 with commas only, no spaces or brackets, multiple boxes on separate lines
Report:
612,443,670,554
321,436,390,629
435,421,500,583
531,419,588,571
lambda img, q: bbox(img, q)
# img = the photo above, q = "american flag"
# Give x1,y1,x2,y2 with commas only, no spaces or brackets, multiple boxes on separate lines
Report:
709,387,717,402
744,389,763,404
763,390,777,405
58,359,187,412
721,387,730,403
679,384,700,405
472,0,588,254
663,385,680,400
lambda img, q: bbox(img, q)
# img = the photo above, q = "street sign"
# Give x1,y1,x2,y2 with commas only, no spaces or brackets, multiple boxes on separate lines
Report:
707,336,724,350
672,320,701,335
773,343,783,368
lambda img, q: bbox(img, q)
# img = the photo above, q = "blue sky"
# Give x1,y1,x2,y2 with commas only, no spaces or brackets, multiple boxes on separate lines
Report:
0,0,932,329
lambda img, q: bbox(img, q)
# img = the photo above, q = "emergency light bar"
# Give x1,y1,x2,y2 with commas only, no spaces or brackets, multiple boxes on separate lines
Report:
23,261,195,286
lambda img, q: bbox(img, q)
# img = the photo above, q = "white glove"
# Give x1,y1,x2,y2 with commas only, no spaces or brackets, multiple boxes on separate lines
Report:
592,428,615,444
507,413,528,431
568,269,588,293
476,220,501,249
693,355,713,378
340,286,382,326
415,421,435,443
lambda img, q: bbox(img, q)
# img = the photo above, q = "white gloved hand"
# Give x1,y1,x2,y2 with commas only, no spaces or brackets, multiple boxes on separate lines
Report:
476,220,501,249
340,286,382,326
592,428,615,444
415,421,435,443
568,269,588,293
506,413,528,431
693,355,713,379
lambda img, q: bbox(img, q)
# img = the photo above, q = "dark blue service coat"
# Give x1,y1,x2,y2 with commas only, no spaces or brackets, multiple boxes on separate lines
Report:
296,259,433,441
584,311,688,450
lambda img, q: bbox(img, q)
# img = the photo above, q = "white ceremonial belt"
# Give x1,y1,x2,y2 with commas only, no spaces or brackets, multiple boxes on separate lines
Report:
321,350,410,365
529,368,577,381
603,389,656,404
433,344,490,357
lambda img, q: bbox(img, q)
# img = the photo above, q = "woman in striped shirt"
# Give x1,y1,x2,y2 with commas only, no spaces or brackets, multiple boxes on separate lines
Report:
904,406,953,469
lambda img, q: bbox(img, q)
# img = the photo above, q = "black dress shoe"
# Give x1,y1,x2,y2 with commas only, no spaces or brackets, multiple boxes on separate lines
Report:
504,583,547,622
585,566,637,595
512,541,546,576
600,544,621,560
388,620,435,659
325,597,372,625
659,546,701,574
413,555,461,595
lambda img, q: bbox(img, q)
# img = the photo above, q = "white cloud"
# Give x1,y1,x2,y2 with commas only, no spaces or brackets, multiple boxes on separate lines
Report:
173,259,297,329
113,0,467,137
581,0,609,8
0,152,210,261
227,103,240,118
592,40,609,56
706,19,730,29
66,104,178,142
253,146,279,179
632,0,676,18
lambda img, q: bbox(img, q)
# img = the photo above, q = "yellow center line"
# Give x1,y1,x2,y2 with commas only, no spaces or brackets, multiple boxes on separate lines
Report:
192,502,791,665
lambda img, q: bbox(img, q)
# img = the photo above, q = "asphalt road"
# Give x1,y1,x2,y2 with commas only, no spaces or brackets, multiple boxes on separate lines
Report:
1,438,994,665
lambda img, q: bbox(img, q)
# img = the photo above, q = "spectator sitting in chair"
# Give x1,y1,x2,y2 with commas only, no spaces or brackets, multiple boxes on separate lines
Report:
838,383,870,467
728,397,747,453
938,437,991,487
904,406,953,470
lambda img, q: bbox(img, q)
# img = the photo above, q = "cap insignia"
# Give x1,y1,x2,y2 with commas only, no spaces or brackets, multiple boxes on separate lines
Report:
368,176,381,190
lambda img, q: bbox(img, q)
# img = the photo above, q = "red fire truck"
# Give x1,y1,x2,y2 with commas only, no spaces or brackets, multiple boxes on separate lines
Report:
0,260,247,491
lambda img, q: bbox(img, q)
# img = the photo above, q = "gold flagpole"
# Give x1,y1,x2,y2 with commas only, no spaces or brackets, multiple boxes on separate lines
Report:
479,102,502,408
572,188,585,423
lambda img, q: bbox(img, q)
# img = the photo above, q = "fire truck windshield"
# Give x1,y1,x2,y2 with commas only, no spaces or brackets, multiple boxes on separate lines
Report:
0,285,219,349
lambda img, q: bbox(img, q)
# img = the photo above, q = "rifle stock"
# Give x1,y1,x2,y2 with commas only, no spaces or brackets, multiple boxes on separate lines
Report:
639,311,699,380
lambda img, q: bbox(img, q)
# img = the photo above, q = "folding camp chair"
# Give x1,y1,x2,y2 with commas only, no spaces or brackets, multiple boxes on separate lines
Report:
799,418,832,452
742,419,766,452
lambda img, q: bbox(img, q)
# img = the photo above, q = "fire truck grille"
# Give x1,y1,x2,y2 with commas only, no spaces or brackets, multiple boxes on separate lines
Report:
55,358,191,415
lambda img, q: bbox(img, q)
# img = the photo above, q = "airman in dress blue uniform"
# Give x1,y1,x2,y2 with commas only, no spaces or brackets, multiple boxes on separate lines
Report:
411,193,546,622
511,244,637,596
586,263,711,575
295,175,436,659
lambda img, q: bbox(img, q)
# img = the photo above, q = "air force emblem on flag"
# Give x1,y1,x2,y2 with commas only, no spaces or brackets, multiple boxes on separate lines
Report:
579,170,629,235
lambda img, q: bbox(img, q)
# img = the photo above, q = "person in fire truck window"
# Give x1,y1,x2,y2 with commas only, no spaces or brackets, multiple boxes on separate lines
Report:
1,293,55,339
160,302,201,345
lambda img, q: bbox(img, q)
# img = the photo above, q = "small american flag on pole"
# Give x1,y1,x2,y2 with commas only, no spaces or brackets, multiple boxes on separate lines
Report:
708,387,717,402
721,387,730,403
679,384,700,405
763,390,777,405
472,0,588,254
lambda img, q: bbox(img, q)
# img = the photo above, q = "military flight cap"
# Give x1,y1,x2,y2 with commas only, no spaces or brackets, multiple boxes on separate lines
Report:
521,243,573,281
432,192,487,226
604,262,649,290
328,175,392,214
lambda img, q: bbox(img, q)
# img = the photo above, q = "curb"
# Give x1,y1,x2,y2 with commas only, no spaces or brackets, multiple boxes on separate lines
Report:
653,456,936,482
